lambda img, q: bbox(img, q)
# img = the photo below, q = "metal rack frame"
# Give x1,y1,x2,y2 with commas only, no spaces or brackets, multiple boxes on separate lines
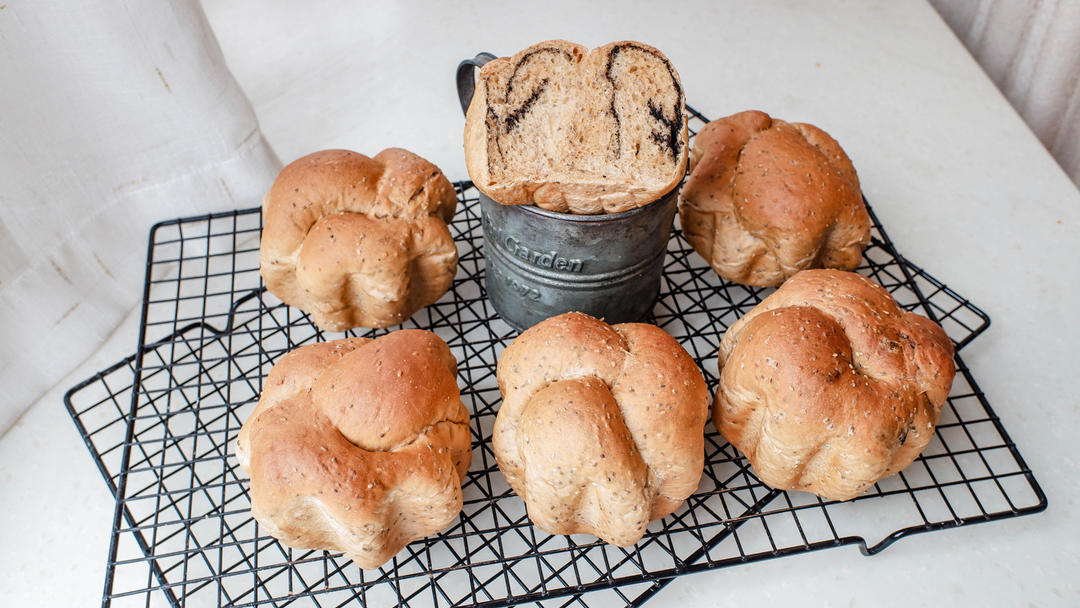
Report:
65,108,1046,608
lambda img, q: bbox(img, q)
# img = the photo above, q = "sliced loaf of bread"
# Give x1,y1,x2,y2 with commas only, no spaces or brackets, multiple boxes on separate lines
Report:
464,40,687,214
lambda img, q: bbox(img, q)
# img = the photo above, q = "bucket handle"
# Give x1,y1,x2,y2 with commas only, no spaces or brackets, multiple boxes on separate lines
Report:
456,52,497,116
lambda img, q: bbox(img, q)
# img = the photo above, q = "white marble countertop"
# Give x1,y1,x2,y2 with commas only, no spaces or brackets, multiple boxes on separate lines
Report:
3,0,1078,605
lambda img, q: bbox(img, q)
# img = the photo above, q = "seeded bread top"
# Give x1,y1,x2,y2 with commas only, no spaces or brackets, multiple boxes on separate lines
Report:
678,110,871,287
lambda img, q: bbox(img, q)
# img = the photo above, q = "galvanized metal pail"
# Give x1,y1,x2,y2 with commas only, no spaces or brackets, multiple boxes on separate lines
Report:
457,53,677,332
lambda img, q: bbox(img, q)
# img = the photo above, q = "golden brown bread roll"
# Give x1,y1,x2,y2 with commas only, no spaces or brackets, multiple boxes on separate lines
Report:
235,330,471,569
714,269,955,501
260,148,459,331
679,110,871,286
494,312,708,546
464,40,688,214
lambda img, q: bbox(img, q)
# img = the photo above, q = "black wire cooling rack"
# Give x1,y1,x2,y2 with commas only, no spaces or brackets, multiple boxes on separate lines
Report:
65,108,1046,608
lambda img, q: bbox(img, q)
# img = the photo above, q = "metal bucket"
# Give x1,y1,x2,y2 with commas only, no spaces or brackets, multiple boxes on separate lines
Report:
457,53,677,331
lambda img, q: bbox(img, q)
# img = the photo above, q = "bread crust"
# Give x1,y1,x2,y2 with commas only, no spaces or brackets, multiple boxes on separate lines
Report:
260,148,458,330
494,312,708,546
679,111,871,286
235,331,471,569
714,270,956,501
464,40,688,214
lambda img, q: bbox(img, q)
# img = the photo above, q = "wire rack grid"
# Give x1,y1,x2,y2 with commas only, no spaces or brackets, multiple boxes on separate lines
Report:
65,108,1046,608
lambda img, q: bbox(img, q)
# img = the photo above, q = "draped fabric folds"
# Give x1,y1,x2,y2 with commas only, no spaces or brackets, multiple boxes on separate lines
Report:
0,1,281,434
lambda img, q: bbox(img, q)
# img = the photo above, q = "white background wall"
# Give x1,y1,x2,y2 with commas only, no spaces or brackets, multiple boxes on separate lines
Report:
931,0,1080,187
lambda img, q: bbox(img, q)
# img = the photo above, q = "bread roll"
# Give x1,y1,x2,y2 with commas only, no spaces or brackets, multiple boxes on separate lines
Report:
679,110,871,286
235,330,471,569
260,148,458,331
464,40,688,214
494,312,708,546
715,269,955,501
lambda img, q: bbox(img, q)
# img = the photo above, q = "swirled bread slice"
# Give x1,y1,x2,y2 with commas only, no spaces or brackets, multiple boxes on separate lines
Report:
464,40,687,214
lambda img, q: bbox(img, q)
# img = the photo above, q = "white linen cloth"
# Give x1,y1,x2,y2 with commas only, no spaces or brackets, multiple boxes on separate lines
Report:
0,1,280,434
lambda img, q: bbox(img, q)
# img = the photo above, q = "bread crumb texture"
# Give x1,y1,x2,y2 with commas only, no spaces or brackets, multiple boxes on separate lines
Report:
260,148,459,331
679,110,871,286
715,269,955,501
465,40,688,214
494,312,708,546
235,330,471,569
